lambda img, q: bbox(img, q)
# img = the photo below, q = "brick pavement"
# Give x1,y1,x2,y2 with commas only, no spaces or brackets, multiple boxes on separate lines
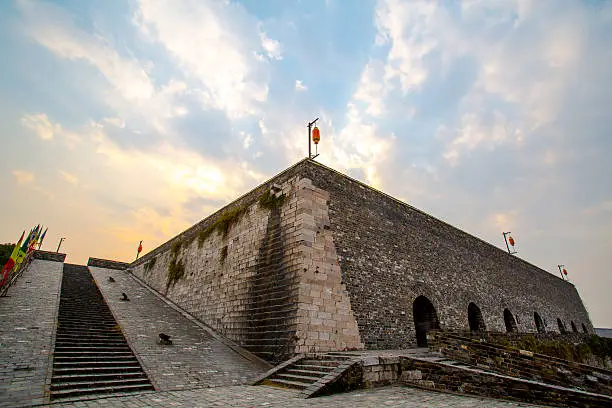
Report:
0,259,63,407
54,385,551,407
89,267,268,391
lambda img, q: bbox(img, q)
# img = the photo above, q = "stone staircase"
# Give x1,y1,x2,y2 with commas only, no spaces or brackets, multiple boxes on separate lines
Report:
51,264,154,401
257,353,354,391
243,207,299,363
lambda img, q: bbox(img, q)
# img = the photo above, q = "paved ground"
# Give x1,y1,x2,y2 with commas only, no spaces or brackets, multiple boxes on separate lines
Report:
0,259,63,407
54,385,549,407
89,267,268,391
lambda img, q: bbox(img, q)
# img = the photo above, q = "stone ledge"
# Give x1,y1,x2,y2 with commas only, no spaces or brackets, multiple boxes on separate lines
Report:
87,257,129,270
32,250,66,262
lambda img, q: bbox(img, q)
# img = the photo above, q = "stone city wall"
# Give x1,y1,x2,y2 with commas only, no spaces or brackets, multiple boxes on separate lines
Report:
131,159,592,355
131,161,362,361
297,160,593,349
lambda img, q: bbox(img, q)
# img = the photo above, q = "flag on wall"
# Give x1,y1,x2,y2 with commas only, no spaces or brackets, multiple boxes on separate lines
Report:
0,231,25,288
38,228,48,250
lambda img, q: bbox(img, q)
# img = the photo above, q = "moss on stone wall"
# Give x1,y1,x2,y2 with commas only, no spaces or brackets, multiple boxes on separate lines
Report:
144,256,156,272
198,204,249,248
258,190,285,210
498,334,611,366
167,240,184,288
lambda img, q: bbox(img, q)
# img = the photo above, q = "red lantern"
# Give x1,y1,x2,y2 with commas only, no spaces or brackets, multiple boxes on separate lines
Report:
508,236,515,246
563,268,567,275
137,242,143,253
312,126,320,144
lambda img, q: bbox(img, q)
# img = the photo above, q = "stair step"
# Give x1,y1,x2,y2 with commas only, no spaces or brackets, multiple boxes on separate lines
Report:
294,364,335,372
264,378,308,390
275,373,320,383
53,351,134,357
301,359,345,367
52,372,148,383
52,366,145,376
51,377,150,391
54,360,139,368
54,355,136,362
285,368,328,377
51,383,154,400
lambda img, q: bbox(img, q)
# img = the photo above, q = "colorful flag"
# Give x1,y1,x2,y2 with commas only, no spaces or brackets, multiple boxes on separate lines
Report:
38,228,48,250
0,231,25,288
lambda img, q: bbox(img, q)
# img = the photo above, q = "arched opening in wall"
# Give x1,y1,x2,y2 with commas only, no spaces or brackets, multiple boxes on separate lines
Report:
468,302,486,332
557,318,567,334
534,312,545,333
503,309,517,332
582,323,588,334
571,321,578,333
413,296,440,347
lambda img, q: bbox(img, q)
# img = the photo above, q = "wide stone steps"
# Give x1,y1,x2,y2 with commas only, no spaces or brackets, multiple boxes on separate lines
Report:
54,360,140,369
51,264,153,400
52,372,148,383
53,366,147,376
50,377,151,391
257,354,352,391
49,383,154,400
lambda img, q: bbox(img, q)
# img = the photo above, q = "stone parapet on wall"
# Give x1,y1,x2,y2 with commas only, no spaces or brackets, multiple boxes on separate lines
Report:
427,331,612,396
32,250,66,262
87,258,129,270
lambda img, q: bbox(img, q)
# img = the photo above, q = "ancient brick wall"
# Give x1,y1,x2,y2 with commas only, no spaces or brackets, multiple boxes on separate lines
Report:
130,161,362,361
296,160,593,349
130,158,593,356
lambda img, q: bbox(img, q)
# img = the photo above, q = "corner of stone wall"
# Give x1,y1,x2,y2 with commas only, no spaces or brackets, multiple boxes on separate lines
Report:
292,177,364,353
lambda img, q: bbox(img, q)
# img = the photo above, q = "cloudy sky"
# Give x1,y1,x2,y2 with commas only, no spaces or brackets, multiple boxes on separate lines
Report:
1,0,610,327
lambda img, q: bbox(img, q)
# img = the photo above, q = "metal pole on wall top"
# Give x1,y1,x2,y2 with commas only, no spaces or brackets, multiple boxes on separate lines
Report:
307,118,319,159
56,238,65,253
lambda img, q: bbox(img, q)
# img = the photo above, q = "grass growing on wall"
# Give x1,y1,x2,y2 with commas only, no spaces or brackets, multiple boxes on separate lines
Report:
197,204,250,248
258,190,285,210
498,334,612,366
167,240,185,288
144,256,156,272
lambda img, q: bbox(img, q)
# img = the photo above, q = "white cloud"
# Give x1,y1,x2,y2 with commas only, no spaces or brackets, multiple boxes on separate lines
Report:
12,170,35,185
134,0,270,118
59,170,79,186
259,28,283,60
295,80,307,91
353,61,387,117
20,113,58,140
20,112,81,148
240,131,253,149
17,0,154,104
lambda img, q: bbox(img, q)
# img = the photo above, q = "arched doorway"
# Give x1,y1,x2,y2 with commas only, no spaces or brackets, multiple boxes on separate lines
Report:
503,309,517,332
413,296,440,347
571,321,578,333
534,312,545,333
468,302,486,332
582,323,588,333
557,318,567,334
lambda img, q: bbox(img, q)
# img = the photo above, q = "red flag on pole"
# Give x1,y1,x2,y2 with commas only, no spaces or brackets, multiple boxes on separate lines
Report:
136,240,143,260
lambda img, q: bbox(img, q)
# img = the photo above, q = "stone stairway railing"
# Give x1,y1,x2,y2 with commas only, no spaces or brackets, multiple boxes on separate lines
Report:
252,352,358,398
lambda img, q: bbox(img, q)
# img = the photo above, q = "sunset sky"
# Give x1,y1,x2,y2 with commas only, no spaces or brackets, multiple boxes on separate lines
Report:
1,0,610,327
